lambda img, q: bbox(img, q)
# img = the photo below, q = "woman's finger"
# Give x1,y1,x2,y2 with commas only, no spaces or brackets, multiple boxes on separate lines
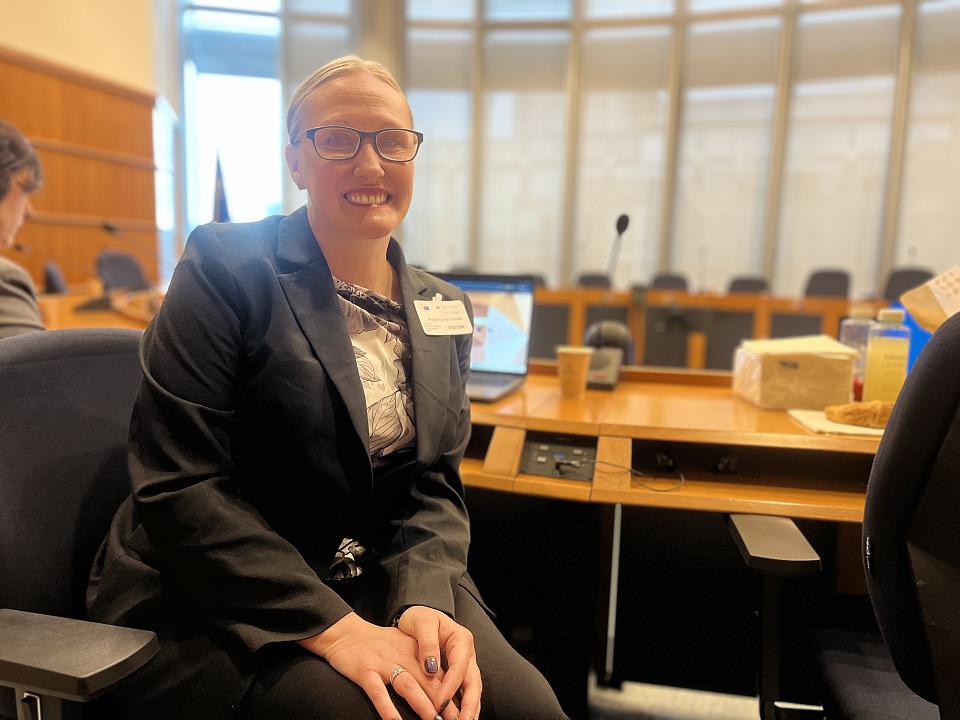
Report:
435,627,473,706
456,659,483,720
358,671,403,720
388,666,447,720
406,609,443,677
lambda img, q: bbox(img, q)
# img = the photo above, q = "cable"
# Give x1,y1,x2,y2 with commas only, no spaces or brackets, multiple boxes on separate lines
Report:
554,458,685,493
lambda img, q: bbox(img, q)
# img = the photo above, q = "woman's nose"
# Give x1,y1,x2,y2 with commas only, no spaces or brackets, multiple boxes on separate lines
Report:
353,139,385,179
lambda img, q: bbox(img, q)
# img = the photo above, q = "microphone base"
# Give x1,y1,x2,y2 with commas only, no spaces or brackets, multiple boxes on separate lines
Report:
74,296,113,311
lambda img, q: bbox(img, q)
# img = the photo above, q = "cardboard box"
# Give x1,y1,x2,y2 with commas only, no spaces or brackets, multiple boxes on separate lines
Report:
733,335,856,410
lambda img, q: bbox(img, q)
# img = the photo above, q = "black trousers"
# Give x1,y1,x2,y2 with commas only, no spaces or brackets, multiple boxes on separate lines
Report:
235,585,568,720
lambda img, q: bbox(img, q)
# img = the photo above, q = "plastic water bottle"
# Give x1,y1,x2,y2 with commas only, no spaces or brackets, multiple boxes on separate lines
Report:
838,305,875,401
862,309,911,403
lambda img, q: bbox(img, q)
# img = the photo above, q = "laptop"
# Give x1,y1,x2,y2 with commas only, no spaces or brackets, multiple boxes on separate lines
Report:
437,274,536,402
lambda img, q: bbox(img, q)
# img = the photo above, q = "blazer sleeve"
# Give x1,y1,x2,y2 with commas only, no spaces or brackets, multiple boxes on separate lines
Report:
128,223,353,655
379,293,475,621
0,259,44,339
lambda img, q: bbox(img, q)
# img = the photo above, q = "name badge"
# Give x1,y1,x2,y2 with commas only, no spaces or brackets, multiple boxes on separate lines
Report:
414,299,473,336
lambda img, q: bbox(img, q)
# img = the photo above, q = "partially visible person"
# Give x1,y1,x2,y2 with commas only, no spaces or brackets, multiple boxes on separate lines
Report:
0,120,44,339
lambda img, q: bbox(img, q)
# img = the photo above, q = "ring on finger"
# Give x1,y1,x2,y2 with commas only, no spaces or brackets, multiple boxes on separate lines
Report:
389,667,406,687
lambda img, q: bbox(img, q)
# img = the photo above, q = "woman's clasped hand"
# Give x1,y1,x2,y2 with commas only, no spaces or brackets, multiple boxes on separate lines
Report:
300,606,481,720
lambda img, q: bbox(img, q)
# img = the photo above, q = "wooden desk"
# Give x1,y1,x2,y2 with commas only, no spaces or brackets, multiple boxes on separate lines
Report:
38,288,159,331
463,367,876,523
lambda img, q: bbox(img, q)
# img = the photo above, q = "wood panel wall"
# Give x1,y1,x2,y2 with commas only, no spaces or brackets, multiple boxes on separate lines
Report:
0,45,157,287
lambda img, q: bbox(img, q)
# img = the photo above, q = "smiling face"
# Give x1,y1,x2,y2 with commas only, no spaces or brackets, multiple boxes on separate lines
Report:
284,72,415,250
0,168,36,249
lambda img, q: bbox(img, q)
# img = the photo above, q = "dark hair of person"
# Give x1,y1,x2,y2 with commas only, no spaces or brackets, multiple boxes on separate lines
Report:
0,120,42,201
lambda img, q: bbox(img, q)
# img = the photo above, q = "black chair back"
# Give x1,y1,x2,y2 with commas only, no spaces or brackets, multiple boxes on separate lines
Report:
651,273,688,291
883,267,934,302
863,312,960,709
728,276,768,294
804,269,850,298
96,251,150,292
43,261,69,294
577,273,611,288
0,329,142,618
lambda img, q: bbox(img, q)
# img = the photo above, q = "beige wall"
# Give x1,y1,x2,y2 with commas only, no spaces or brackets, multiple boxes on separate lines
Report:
0,0,159,95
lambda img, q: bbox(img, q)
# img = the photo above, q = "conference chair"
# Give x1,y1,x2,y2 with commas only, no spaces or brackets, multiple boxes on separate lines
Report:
803,270,850,298
96,251,150,293
729,311,960,719
651,272,689,291
577,272,612,288
0,329,157,720
43,261,68,294
728,276,768,294
882,267,934,302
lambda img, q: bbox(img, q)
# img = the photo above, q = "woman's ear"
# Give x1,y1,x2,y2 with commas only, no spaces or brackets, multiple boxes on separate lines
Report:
284,143,304,190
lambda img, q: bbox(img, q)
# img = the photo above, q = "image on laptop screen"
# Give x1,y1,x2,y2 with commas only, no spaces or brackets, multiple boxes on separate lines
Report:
440,276,535,376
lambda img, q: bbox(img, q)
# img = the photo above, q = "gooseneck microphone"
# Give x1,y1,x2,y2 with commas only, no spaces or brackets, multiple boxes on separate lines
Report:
606,213,630,280
101,222,143,252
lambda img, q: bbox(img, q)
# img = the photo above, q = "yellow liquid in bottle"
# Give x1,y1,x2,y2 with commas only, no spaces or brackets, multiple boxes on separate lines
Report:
862,336,908,402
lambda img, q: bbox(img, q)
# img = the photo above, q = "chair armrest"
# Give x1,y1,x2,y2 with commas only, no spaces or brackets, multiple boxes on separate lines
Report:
0,609,158,702
728,514,822,577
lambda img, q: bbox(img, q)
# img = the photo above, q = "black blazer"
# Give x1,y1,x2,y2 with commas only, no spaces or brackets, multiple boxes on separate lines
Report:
88,207,479,677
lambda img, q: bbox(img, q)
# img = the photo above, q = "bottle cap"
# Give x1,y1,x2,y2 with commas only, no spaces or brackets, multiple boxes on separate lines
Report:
849,304,874,319
877,308,905,323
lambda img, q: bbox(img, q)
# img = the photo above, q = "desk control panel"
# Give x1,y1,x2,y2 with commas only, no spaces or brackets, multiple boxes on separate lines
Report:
519,432,597,482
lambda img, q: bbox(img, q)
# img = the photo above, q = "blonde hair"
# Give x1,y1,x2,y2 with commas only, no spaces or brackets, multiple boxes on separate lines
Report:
286,55,411,141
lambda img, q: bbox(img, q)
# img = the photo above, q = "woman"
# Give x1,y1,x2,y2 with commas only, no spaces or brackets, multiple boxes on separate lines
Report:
87,56,567,720
0,120,44,339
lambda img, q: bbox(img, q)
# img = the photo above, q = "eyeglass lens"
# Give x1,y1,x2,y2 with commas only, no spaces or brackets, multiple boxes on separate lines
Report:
312,127,419,161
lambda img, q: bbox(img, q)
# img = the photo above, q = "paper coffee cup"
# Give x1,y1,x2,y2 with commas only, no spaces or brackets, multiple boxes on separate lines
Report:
556,345,594,399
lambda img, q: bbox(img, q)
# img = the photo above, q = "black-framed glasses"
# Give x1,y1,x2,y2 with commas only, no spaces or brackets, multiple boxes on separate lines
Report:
295,125,424,162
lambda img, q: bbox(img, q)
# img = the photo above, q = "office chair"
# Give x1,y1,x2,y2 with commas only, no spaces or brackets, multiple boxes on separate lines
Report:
577,272,612,288
804,270,850,298
882,267,933,302
0,329,157,720
43,261,68,294
730,310,960,719
651,272,688,291
96,251,150,293
728,276,768,294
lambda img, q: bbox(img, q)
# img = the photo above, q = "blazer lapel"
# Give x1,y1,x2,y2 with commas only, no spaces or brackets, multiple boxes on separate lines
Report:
389,241,451,468
275,208,371,458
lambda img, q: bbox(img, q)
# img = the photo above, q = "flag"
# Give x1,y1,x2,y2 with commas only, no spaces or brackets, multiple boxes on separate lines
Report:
213,154,230,223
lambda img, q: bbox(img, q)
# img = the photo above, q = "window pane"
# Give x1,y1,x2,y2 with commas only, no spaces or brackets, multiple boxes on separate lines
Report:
408,0,474,21
185,0,280,12
584,0,673,17
480,30,568,283
183,9,280,77
689,0,781,12
896,0,960,273
776,6,900,298
485,0,572,21
285,0,350,15
403,29,473,272
184,71,283,227
672,18,780,292
575,26,671,288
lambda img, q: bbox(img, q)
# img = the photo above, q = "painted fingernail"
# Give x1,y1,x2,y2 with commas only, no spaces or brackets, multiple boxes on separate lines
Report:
425,655,439,674
438,698,451,713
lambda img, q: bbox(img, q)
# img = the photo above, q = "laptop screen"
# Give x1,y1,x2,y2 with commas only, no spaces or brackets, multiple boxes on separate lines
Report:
438,275,536,376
